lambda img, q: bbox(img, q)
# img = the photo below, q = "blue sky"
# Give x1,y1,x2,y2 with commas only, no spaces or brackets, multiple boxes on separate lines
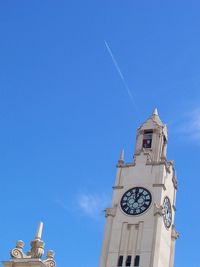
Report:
0,1,200,267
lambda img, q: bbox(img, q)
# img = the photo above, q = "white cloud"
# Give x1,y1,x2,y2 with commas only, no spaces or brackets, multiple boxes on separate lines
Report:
78,193,110,219
188,109,200,139
55,193,110,220
175,108,200,141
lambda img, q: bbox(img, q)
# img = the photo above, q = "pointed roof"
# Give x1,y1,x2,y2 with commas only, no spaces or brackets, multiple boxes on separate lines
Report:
137,108,166,132
150,107,164,126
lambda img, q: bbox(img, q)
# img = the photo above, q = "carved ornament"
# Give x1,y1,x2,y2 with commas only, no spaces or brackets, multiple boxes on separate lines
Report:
43,250,56,267
10,240,29,259
154,203,164,216
10,223,56,267
171,225,179,240
105,205,117,218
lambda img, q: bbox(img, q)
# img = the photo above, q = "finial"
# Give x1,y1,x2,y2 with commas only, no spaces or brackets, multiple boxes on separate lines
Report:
30,222,45,259
35,222,43,240
152,108,158,116
120,149,124,161
16,240,25,249
46,250,55,259
44,250,56,267
118,149,124,166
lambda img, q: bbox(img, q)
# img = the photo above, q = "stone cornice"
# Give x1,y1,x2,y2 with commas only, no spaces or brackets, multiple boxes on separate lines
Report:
116,162,135,168
146,159,173,174
113,186,124,190
2,259,46,267
153,183,166,190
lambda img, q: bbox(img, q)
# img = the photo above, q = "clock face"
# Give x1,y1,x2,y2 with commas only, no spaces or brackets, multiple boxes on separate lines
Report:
163,197,172,228
120,187,152,215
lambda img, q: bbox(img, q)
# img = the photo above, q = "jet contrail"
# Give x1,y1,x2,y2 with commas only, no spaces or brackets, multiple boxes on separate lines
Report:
104,40,136,109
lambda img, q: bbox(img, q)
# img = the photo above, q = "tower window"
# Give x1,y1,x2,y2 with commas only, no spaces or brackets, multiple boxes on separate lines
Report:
143,130,153,148
117,256,123,267
126,255,132,266
134,255,140,266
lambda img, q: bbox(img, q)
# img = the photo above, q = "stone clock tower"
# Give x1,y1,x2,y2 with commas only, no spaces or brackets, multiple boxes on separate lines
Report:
99,109,179,267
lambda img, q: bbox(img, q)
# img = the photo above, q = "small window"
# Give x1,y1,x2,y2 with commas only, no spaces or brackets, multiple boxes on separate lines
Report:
134,255,140,266
117,256,123,267
126,255,132,266
143,130,153,148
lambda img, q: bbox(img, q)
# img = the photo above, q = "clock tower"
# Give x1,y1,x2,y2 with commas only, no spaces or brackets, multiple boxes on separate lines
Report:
99,109,179,267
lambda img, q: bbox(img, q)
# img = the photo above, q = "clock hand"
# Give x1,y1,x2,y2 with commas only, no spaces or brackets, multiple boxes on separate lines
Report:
134,189,139,201
135,192,143,202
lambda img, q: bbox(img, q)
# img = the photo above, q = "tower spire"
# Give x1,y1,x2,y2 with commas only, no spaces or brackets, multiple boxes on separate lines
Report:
152,107,158,116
